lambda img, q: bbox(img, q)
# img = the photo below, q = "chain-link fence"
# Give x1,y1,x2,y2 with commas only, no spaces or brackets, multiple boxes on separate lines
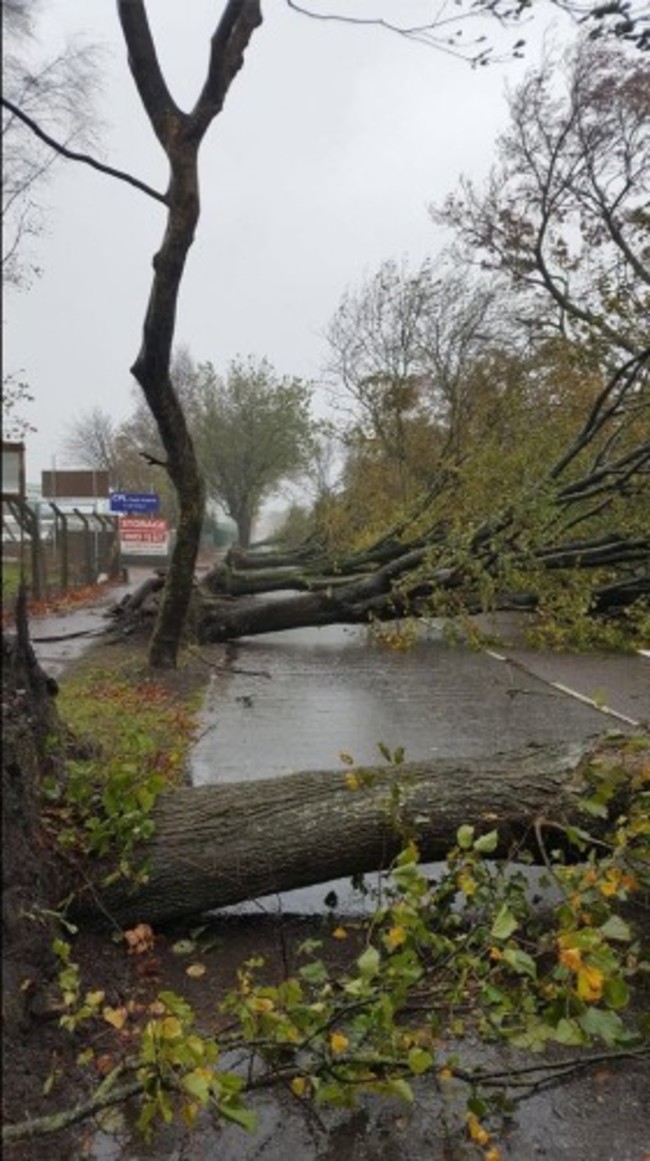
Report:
2,498,120,601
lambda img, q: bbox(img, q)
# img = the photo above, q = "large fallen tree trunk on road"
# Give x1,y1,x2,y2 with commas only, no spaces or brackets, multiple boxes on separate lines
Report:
87,741,620,928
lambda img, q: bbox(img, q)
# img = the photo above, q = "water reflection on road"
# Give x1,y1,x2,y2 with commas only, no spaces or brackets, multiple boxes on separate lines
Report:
191,622,614,788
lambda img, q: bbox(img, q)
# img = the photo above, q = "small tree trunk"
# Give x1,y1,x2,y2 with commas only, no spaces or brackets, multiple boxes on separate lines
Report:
117,0,262,667
236,508,253,549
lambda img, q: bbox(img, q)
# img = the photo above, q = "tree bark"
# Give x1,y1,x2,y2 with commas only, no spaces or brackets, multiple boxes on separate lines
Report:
116,0,262,668
84,742,614,928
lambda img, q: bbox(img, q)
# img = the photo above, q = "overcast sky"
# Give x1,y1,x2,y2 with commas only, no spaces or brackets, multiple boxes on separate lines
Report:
4,0,577,482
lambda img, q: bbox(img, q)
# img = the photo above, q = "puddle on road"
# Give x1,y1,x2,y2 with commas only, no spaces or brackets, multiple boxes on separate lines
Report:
191,622,611,787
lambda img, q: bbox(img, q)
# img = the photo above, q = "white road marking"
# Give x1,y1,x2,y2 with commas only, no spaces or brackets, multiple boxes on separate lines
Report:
548,682,640,728
484,650,642,728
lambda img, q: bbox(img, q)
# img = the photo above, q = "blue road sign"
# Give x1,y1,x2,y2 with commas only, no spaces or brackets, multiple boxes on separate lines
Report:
109,492,160,514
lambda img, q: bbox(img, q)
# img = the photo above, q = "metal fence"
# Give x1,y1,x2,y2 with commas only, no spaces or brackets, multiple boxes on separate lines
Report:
2,498,120,601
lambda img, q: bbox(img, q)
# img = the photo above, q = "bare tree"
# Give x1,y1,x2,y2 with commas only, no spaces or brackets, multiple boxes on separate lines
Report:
326,258,516,480
2,0,101,289
434,41,650,359
61,406,120,475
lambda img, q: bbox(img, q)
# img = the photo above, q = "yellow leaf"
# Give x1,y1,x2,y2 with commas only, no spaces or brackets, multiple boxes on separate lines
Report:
345,772,360,791
182,1101,200,1128
559,947,582,972
330,1031,349,1055
386,925,407,951
186,963,207,979
577,964,604,1002
438,1067,454,1081
291,1076,308,1097
485,1148,502,1161
103,1006,128,1030
250,996,275,1014
160,1016,183,1039
467,1114,490,1145
332,926,348,940
458,872,477,897
86,990,105,1007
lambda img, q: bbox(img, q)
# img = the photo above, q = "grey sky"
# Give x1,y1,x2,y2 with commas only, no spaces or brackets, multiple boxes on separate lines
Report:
4,1,575,481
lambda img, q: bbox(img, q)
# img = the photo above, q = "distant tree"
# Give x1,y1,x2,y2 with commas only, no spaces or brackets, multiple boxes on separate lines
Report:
2,0,100,290
435,41,649,360
60,347,202,519
1,371,35,440
326,258,516,500
61,406,120,476
195,357,316,548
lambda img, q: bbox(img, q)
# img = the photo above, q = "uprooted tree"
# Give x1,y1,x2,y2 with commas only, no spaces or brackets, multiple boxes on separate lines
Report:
114,41,648,649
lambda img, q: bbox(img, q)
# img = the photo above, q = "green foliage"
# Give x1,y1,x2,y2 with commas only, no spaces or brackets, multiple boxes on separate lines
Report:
136,991,255,1138
48,663,201,882
1,560,24,600
193,356,316,547
50,738,648,1150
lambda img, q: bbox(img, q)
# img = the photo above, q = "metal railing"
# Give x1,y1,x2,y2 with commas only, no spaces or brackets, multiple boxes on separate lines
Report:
2,498,120,601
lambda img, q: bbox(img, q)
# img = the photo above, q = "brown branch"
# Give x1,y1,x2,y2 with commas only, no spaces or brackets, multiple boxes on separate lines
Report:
1,97,168,205
189,0,263,142
2,1079,143,1144
116,0,181,149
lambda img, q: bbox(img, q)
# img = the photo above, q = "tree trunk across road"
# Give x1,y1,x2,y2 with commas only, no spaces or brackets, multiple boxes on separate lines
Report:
89,741,607,927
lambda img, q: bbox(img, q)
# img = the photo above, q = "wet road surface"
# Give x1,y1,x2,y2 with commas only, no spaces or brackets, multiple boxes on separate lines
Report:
24,592,650,1160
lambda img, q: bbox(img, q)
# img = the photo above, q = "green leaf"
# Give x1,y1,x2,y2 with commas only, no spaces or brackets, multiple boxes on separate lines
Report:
297,938,323,957
298,960,329,985
603,977,630,1010
581,799,608,819
490,904,519,941
385,1078,414,1103
357,945,380,978
474,829,498,854
183,1070,212,1104
599,915,632,942
218,1101,257,1133
407,1047,434,1075
171,939,196,955
579,1007,624,1046
554,1018,585,1046
502,948,536,978
468,1096,488,1118
457,825,475,850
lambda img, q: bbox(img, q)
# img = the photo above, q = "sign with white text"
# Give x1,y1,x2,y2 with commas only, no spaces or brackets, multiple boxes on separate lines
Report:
110,491,160,514
119,516,169,556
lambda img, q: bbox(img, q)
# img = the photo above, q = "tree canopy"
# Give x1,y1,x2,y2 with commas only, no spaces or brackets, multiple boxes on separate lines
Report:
193,357,316,547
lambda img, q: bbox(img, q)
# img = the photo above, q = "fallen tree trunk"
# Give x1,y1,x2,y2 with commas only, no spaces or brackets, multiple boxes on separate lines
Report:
86,741,617,928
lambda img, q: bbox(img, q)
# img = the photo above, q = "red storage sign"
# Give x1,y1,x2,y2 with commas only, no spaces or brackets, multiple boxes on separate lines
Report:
119,516,169,555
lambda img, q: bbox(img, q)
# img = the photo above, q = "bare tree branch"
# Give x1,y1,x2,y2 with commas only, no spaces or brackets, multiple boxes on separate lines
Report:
1,96,168,205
